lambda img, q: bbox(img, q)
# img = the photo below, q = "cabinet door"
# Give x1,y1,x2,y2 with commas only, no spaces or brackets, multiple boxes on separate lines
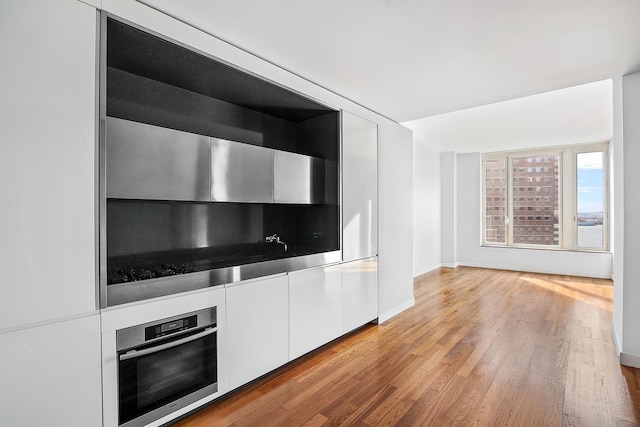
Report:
226,275,289,390
378,122,414,320
106,117,211,202
289,265,342,360
0,315,102,427
342,111,378,262
0,0,98,329
342,257,378,333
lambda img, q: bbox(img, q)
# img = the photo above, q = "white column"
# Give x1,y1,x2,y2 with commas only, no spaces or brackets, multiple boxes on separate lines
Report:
620,71,640,367
441,152,458,267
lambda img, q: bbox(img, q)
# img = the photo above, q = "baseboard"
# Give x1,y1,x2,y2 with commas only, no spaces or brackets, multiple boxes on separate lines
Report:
378,298,415,324
620,352,640,369
457,261,612,280
413,264,441,277
441,262,459,269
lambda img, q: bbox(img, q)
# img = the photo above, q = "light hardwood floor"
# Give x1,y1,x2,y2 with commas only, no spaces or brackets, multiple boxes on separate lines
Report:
172,267,640,426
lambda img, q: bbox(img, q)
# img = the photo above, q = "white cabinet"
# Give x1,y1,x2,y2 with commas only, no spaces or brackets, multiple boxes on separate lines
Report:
342,111,378,262
226,275,289,390
378,122,414,321
0,0,98,329
289,264,342,360
0,315,102,427
342,257,378,333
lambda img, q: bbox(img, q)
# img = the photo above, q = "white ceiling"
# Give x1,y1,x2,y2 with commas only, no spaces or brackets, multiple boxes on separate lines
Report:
404,79,613,153
139,0,640,123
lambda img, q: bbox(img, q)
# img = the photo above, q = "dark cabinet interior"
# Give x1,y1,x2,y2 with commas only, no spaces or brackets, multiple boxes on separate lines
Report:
106,18,338,158
103,17,340,292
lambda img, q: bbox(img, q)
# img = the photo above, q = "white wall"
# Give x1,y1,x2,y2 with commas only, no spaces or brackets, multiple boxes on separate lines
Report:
612,77,624,353
619,71,640,367
412,140,441,276
440,152,457,268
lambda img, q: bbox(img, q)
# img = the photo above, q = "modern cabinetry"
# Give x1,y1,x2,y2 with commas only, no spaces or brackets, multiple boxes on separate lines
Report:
342,257,378,333
0,315,103,427
0,1,102,426
226,275,289,391
0,0,97,329
378,122,414,321
289,264,343,360
342,111,378,262
100,287,227,427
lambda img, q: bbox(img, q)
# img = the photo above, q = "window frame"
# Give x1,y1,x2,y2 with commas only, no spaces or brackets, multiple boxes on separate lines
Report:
573,143,610,251
482,142,609,252
481,157,508,245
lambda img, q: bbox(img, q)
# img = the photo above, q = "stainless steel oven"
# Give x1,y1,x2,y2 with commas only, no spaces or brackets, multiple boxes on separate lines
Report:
117,307,218,427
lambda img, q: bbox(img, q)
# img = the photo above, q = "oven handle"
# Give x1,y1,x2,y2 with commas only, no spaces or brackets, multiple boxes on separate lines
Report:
119,327,217,361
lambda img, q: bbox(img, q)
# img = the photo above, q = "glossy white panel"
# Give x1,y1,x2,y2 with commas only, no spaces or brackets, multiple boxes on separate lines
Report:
226,274,289,390
289,264,342,360
101,285,225,333
377,122,415,320
0,315,102,427
342,111,378,261
0,0,98,328
341,257,378,333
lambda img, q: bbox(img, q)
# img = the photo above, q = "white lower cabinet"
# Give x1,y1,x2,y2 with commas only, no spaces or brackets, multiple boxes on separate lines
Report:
342,257,378,333
226,274,289,391
289,264,343,360
0,314,102,427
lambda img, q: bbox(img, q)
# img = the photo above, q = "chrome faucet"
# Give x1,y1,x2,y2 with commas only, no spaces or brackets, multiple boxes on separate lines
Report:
265,234,288,251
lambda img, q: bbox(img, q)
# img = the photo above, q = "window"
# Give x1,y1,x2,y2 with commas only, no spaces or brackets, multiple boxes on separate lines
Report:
576,151,605,249
482,143,608,251
484,159,507,244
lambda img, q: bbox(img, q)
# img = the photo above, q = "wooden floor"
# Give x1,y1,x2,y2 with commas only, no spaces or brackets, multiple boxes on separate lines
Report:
173,267,640,426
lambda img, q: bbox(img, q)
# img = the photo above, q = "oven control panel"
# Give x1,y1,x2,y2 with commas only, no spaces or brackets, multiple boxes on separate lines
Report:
145,314,197,340
116,307,217,352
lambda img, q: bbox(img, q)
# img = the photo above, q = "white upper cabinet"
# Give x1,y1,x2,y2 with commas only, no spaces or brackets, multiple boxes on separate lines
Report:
0,0,98,329
342,111,378,262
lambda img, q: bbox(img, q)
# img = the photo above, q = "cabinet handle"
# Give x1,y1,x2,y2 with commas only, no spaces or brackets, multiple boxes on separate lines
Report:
119,327,216,361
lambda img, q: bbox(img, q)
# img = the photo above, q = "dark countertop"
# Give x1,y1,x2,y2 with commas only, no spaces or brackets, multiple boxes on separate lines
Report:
107,242,330,285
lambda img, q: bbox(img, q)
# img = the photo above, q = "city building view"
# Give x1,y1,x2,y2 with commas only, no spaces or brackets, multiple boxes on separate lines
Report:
485,156,560,245
485,152,605,249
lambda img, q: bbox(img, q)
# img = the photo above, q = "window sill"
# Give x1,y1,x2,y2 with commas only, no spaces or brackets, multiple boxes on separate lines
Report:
480,244,610,254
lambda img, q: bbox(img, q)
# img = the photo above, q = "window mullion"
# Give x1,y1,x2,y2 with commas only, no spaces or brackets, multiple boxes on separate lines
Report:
507,156,514,246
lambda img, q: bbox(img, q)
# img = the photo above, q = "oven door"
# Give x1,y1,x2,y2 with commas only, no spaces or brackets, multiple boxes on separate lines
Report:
118,326,217,427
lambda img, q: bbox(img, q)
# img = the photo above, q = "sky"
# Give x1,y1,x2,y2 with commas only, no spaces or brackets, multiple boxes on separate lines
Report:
577,152,603,214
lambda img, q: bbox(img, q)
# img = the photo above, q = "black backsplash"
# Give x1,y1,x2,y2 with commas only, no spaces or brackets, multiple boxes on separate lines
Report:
106,199,339,279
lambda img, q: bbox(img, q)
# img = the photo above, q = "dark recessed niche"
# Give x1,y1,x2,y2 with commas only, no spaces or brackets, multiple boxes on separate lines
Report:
102,16,341,298
106,17,339,159
106,199,339,282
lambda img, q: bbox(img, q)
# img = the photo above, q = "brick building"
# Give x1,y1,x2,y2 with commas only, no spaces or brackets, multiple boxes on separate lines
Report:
485,155,560,245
